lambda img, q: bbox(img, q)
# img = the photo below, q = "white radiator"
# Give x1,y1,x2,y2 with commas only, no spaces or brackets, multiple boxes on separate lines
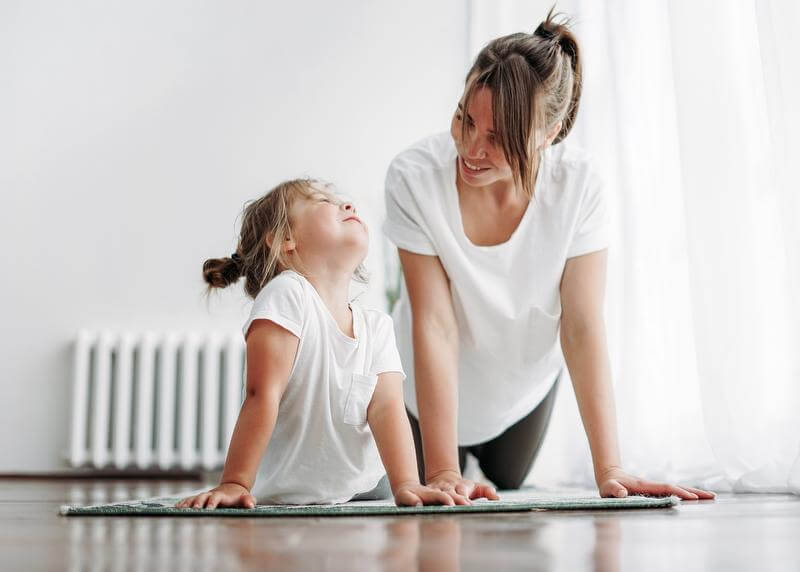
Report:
69,330,246,471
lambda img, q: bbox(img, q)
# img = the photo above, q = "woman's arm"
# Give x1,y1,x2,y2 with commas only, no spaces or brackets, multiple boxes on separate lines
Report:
398,249,498,503
559,249,621,481
176,319,297,508
560,249,713,500
368,371,455,506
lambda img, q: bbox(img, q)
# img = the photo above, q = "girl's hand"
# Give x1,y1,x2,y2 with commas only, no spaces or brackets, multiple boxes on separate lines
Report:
393,481,461,507
425,470,499,505
596,466,716,501
175,482,257,509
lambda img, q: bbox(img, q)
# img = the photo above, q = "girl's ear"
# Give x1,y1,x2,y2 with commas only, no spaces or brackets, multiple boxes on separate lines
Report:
266,233,296,253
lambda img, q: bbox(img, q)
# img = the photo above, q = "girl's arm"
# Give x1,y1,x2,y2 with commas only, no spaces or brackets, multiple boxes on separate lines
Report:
560,249,713,500
367,371,455,506
397,249,498,504
176,319,298,509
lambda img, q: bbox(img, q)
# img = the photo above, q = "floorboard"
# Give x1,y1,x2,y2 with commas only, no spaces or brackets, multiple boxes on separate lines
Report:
1,478,798,571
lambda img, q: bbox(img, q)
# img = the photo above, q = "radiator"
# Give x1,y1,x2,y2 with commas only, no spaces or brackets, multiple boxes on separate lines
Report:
69,330,246,471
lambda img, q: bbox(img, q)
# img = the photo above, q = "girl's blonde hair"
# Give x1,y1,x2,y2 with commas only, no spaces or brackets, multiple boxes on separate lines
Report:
203,178,368,299
463,6,582,199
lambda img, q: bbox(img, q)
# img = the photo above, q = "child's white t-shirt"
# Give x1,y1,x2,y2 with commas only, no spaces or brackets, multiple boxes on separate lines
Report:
383,132,609,446
241,270,405,504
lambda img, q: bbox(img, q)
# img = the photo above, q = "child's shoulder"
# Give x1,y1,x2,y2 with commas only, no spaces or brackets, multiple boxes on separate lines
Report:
249,271,309,320
355,305,395,335
253,270,307,301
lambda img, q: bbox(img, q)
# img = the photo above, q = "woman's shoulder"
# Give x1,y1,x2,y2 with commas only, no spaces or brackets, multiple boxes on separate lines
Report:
542,141,605,192
387,132,455,181
545,141,597,174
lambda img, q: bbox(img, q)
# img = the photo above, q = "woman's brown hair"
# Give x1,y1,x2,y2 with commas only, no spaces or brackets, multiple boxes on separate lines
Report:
203,178,367,299
462,6,582,198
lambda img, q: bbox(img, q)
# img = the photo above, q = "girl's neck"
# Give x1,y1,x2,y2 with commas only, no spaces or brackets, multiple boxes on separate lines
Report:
302,268,355,336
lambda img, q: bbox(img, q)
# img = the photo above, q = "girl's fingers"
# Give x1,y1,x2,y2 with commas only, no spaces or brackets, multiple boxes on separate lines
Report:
241,493,257,508
454,482,471,497
191,492,211,508
395,489,423,507
418,489,454,506
206,493,222,509
447,489,471,506
470,483,499,500
601,479,628,498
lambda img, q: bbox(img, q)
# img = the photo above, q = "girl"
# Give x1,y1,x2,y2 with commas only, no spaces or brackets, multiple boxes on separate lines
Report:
383,9,715,502
178,179,495,508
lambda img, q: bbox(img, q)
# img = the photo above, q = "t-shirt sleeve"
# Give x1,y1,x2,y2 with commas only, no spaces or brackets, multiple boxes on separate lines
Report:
566,172,610,258
369,314,406,380
382,164,437,256
242,273,305,340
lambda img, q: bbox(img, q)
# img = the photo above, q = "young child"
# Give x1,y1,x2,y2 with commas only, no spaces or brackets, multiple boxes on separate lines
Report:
177,179,479,507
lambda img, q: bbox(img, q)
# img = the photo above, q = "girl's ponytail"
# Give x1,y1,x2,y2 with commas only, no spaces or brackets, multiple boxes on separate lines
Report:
202,254,242,290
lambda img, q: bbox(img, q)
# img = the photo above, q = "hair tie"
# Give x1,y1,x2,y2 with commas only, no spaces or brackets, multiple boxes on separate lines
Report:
534,22,556,40
231,252,242,265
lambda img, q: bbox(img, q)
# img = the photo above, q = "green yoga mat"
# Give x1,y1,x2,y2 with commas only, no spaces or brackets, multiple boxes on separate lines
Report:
60,488,679,516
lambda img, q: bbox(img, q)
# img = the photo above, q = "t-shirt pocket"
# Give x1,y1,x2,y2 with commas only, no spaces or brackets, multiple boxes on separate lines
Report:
343,373,379,426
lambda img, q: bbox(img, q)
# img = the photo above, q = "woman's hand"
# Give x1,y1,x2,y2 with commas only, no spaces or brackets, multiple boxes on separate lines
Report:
175,482,257,509
596,466,715,501
425,470,499,505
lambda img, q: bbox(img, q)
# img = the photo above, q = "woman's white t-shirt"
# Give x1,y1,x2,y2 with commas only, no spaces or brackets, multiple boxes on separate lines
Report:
383,132,608,445
242,270,405,504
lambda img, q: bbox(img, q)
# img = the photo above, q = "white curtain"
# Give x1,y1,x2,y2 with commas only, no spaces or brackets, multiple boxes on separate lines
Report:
467,0,800,493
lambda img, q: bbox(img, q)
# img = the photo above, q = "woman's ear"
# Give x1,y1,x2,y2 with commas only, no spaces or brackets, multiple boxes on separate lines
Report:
545,121,563,146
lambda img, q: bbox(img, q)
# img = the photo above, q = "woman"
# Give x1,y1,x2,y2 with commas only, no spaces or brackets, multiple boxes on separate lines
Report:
382,9,714,503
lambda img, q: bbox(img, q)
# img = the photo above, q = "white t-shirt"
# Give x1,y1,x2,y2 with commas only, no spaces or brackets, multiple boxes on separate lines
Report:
383,132,608,445
241,270,405,504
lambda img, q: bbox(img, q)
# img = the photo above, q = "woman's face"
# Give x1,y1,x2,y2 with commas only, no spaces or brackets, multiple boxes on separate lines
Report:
450,85,515,188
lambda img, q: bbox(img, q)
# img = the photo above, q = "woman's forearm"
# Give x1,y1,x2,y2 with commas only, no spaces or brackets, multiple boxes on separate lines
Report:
219,393,281,490
560,322,622,481
413,323,461,480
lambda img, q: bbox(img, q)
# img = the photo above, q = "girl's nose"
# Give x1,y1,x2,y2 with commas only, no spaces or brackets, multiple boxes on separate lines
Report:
342,202,356,214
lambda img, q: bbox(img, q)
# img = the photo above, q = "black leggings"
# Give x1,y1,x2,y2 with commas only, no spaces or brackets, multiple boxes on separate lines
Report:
406,372,560,490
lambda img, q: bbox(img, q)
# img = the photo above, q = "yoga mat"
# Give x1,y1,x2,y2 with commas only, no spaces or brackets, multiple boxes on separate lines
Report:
60,488,679,516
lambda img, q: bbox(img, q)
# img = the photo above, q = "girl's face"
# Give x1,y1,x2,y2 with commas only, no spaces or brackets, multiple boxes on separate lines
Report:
287,183,368,271
450,85,515,188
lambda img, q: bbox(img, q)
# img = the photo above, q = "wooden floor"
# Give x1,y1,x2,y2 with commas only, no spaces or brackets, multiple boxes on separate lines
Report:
1,478,799,571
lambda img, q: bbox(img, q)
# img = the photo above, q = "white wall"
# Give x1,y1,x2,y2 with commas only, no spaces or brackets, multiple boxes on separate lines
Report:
0,0,467,472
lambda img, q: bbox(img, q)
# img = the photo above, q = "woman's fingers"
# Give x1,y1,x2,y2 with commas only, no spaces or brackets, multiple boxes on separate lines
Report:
684,486,715,499
624,480,699,500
